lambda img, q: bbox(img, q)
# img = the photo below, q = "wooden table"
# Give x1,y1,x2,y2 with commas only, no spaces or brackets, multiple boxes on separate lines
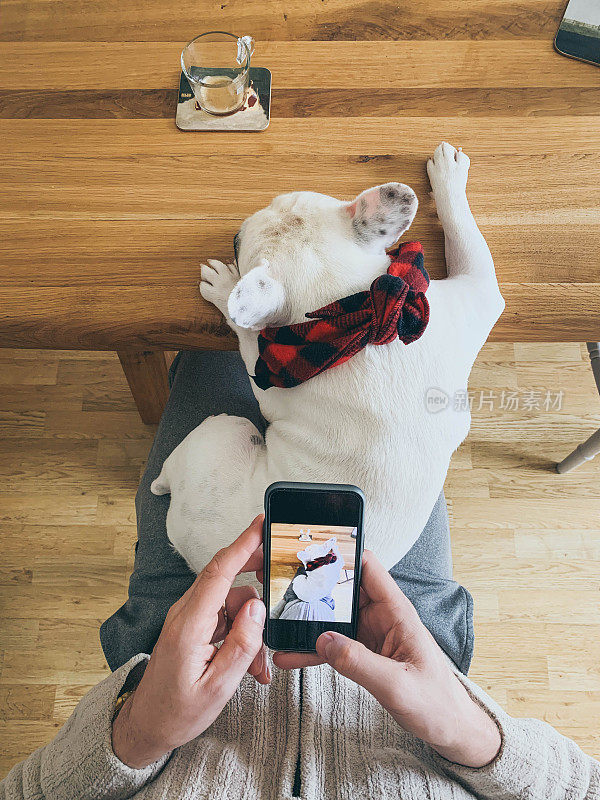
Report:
1,2,599,422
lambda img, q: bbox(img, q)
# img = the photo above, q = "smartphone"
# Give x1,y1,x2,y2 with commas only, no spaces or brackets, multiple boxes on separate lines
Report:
555,0,600,67
263,481,365,652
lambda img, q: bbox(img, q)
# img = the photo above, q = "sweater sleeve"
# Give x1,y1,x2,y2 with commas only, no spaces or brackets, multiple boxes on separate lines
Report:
0,654,172,800
431,671,600,799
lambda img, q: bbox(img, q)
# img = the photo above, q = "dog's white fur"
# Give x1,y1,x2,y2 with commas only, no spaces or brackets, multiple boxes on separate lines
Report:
151,143,504,573
291,538,344,603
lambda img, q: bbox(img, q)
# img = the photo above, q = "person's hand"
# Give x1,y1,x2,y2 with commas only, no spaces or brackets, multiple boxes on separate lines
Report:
112,516,268,769
274,551,501,768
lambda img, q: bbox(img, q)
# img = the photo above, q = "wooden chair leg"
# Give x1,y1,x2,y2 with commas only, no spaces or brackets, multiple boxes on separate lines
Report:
556,342,600,474
117,350,170,425
556,428,600,474
587,342,600,394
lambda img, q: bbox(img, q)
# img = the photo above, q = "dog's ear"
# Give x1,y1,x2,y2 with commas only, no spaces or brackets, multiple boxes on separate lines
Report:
227,258,286,330
344,183,418,248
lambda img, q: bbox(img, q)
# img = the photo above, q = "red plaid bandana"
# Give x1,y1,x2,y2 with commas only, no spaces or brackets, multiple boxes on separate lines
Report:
305,549,338,572
252,241,429,390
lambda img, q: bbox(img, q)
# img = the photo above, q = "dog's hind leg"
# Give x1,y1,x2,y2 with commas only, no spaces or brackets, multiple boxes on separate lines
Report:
152,413,267,574
150,469,170,496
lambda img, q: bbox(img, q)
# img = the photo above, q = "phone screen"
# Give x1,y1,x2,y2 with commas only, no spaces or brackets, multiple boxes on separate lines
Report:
263,482,364,652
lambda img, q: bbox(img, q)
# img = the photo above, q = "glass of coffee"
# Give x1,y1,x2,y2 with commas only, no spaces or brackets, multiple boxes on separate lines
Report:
181,32,254,116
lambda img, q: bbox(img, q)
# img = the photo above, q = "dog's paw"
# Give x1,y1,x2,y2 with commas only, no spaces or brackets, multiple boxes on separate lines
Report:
426,142,470,200
227,258,286,330
199,259,239,317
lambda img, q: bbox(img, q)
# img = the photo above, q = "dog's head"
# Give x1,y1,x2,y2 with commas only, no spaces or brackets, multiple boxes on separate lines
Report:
296,537,339,568
228,183,418,330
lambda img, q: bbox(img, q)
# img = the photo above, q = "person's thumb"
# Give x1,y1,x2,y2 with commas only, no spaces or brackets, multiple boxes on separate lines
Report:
316,631,393,701
205,598,266,703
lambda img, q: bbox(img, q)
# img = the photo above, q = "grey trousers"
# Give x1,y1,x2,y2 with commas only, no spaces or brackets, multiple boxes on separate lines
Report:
100,351,474,674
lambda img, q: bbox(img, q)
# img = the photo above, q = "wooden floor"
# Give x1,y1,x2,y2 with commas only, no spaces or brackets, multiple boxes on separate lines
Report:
0,342,599,776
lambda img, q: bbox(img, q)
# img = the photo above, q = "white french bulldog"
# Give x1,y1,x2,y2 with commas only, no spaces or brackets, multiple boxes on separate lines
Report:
151,143,504,573
291,538,344,604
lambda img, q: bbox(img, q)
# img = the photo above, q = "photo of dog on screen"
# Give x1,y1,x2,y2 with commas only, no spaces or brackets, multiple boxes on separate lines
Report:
269,524,357,622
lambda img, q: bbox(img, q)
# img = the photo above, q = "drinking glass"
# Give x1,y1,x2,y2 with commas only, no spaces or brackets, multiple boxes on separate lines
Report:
181,32,254,116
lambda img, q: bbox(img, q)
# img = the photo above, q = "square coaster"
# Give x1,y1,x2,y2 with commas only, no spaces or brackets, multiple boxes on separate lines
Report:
176,67,271,131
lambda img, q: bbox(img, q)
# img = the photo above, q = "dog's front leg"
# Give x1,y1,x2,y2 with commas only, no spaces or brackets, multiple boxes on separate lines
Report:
427,143,502,294
427,142,505,351
199,259,260,372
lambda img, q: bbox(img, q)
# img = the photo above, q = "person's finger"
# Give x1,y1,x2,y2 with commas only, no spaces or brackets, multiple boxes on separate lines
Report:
247,643,271,685
315,631,402,701
201,598,266,702
241,543,263,574
272,651,325,670
211,585,259,643
172,521,262,622
360,550,418,618
210,586,270,683
184,516,264,627
358,586,369,609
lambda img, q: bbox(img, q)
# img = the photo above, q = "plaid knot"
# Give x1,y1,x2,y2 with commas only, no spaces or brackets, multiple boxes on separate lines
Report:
305,549,338,572
252,241,429,390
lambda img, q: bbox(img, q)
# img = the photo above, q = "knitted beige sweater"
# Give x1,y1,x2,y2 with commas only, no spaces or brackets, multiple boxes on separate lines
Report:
1,653,598,799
